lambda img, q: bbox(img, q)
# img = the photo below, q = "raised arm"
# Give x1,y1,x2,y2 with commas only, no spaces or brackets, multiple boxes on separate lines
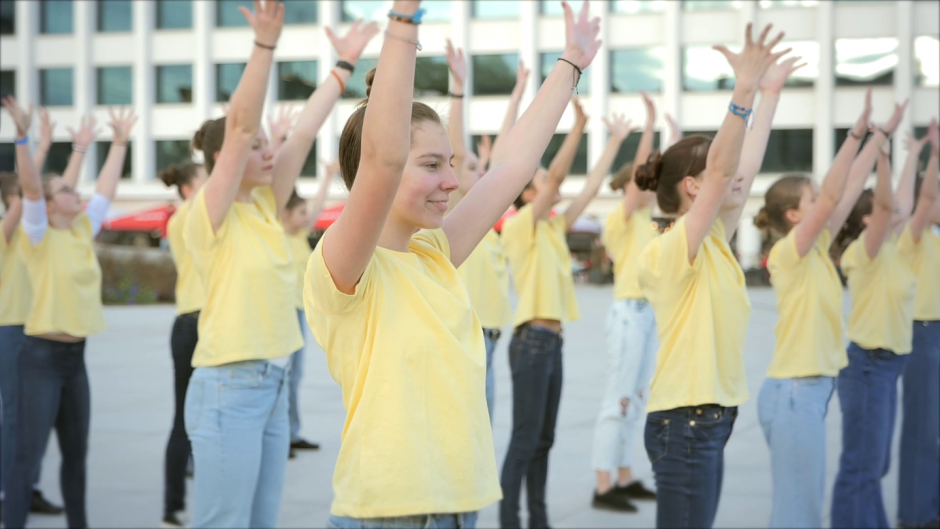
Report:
62,115,100,188
530,98,588,224
94,108,138,201
202,0,284,232
444,0,601,267
622,93,658,221
2,96,40,201
721,55,804,240
792,88,871,257
908,119,940,243
272,21,378,213
685,24,787,261
308,158,338,224
664,112,681,150
895,130,930,234
489,60,530,166
32,108,55,173
321,0,421,294
863,143,894,259
444,39,467,174
564,114,633,228
267,106,297,154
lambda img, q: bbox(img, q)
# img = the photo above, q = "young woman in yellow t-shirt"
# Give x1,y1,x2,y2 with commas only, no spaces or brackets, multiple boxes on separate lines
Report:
304,2,601,526
157,162,206,528
178,3,377,527
893,121,939,529
831,122,918,528
5,99,136,529
753,91,905,528
634,25,795,529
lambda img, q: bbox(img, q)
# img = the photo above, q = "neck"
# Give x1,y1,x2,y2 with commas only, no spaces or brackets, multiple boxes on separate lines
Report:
48,210,75,229
235,183,254,203
284,223,302,236
376,215,417,253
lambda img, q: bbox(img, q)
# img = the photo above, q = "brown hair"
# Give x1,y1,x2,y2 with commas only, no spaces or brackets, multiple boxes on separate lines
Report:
159,163,202,199
754,174,812,236
285,188,305,211
0,172,19,209
609,162,634,193
338,68,442,191
192,117,226,174
634,135,711,214
833,188,873,259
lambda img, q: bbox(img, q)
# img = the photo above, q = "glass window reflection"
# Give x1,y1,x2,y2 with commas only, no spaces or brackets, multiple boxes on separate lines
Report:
683,1,742,11
44,143,73,174
0,144,15,172
611,48,665,93
41,0,73,34
835,38,897,86
472,54,519,96
342,1,450,22
542,52,590,94
762,129,813,173
301,141,318,176
217,0,252,27
98,0,132,32
613,132,661,174
542,133,589,174
914,36,939,88
157,65,193,104
216,63,247,102
611,1,667,14
0,0,15,34
683,46,736,91
156,140,193,173
0,70,15,99
284,1,318,24
473,0,519,19
415,57,449,97
41,68,74,106
157,0,192,29
97,67,133,105
97,141,133,179
278,61,318,101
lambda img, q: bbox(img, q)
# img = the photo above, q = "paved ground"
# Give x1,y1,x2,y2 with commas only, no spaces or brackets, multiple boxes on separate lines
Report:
22,286,904,529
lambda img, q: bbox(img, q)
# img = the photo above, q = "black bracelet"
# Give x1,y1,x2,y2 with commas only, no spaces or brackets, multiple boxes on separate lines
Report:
848,129,864,140
448,92,464,99
556,58,582,92
878,127,891,138
335,60,355,73
254,40,276,51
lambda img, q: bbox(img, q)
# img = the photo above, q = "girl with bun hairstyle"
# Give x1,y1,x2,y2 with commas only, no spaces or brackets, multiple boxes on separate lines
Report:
752,90,902,528
157,161,206,528
830,109,919,528
897,120,940,529
4,97,136,529
633,25,795,528
304,1,600,526
180,1,377,526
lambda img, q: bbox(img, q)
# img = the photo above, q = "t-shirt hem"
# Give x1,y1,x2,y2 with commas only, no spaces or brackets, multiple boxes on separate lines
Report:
0,316,28,327
914,314,940,322
848,338,912,356
191,339,303,368
23,324,104,338
330,491,503,519
646,395,749,414
765,367,844,379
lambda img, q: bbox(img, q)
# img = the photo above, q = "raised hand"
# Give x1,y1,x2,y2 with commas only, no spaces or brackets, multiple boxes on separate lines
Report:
882,99,909,135
850,87,873,138
1,96,34,137
713,23,789,90
326,19,380,65
444,39,467,89
38,108,56,145
267,106,298,142
107,107,139,144
240,0,284,47
929,119,940,152
563,0,602,71
572,97,589,125
665,113,680,140
477,135,492,172
67,115,100,149
320,157,341,179
602,113,635,141
760,55,806,94
512,59,531,97
904,131,929,154
640,90,656,126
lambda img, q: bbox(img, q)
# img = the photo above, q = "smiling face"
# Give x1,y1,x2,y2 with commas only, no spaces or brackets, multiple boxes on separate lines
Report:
389,121,459,230
44,176,83,217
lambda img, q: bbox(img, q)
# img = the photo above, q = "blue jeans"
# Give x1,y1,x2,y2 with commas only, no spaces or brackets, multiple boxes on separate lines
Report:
499,325,563,529
758,376,835,528
0,325,45,497
164,313,198,514
899,321,940,527
645,405,737,529
832,342,909,529
5,337,90,529
327,512,478,529
484,329,501,425
592,299,658,472
185,360,291,528
290,309,307,442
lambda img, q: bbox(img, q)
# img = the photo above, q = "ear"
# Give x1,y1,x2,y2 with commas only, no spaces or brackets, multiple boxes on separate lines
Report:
681,175,700,199
784,208,801,226
861,214,872,227
521,186,538,204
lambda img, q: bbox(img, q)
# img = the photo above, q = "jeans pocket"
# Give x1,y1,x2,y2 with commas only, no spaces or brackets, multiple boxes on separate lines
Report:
219,364,265,390
644,415,670,463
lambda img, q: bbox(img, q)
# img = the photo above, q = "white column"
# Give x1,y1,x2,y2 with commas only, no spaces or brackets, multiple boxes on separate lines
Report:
193,0,213,123
16,0,38,108
132,0,154,183
75,0,95,182
316,0,340,169
451,0,471,147
588,0,609,170
519,0,539,106
813,0,834,182
736,2,759,268
663,2,682,136
893,1,913,179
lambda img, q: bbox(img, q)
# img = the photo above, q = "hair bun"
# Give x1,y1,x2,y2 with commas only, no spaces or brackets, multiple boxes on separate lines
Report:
159,165,181,188
753,206,772,231
192,120,214,151
634,151,664,192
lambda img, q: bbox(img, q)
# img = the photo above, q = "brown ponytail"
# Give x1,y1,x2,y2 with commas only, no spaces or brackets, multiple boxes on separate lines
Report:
635,135,710,214
159,163,202,199
754,174,812,236
609,162,634,192
833,189,873,260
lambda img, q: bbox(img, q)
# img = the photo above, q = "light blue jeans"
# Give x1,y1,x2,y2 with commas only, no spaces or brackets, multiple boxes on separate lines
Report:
185,359,291,528
592,299,658,472
484,329,499,425
328,511,477,529
289,309,307,442
757,375,835,528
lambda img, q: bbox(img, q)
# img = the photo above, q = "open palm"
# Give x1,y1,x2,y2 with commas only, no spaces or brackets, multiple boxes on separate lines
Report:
327,20,380,64
445,39,467,87
563,1,602,71
760,55,806,94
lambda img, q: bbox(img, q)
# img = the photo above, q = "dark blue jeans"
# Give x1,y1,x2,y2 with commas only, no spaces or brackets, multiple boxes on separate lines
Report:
499,325,563,529
0,325,46,498
644,404,737,529
832,342,908,529
899,321,940,527
5,336,91,529
164,312,198,515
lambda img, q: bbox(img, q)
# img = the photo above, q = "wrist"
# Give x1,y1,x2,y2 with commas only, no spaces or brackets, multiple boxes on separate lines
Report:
337,56,358,67
560,48,584,70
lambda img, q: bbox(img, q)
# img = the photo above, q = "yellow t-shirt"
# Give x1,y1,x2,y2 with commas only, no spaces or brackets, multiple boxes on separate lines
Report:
843,232,916,354
184,186,302,367
286,229,311,310
501,205,579,327
457,229,512,329
17,214,105,337
766,229,847,378
638,217,751,413
604,205,657,301
898,224,940,321
0,227,32,326
305,229,501,518
166,200,206,315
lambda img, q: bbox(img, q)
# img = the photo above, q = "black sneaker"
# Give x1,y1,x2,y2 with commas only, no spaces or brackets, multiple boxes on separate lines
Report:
31,490,65,515
161,510,185,528
592,489,638,512
290,438,320,451
616,481,657,501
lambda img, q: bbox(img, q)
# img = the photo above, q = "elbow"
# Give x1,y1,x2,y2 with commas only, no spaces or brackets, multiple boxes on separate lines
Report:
225,109,260,138
361,141,408,174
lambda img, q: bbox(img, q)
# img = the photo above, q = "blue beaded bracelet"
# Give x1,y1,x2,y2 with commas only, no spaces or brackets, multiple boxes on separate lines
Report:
14,135,29,146
728,102,753,130
388,8,425,24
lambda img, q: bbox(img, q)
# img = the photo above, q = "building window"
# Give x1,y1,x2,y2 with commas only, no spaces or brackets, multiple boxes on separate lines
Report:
217,0,252,28
216,63,247,102
0,70,14,100
342,58,376,100
835,38,897,86
0,0,15,35
473,0,519,19
97,67,133,105
541,133,589,174
835,128,894,165
762,129,813,173
612,131,661,174
415,57,449,97
40,68,73,106
341,1,451,22
284,0,318,24
611,48,665,93
683,1,742,10
301,141,318,176
45,142,73,174
41,0,74,34
156,140,193,173
278,61,318,101
157,65,193,104
97,141,133,179
0,144,13,172
157,0,192,29
472,54,519,96
686,41,819,90
914,36,939,88
97,0,132,32
913,126,931,171
542,52,591,94
611,1,667,13
759,0,817,6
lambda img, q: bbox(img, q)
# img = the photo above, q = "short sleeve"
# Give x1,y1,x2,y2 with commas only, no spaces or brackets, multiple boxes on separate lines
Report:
767,230,800,276
413,229,451,260
602,209,623,249
72,212,93,240
840,237,868,276
305,234,375,315
896,223,917,261
84,194,110,236
501,205,535,265
184,189,227,253
637,217,696,302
